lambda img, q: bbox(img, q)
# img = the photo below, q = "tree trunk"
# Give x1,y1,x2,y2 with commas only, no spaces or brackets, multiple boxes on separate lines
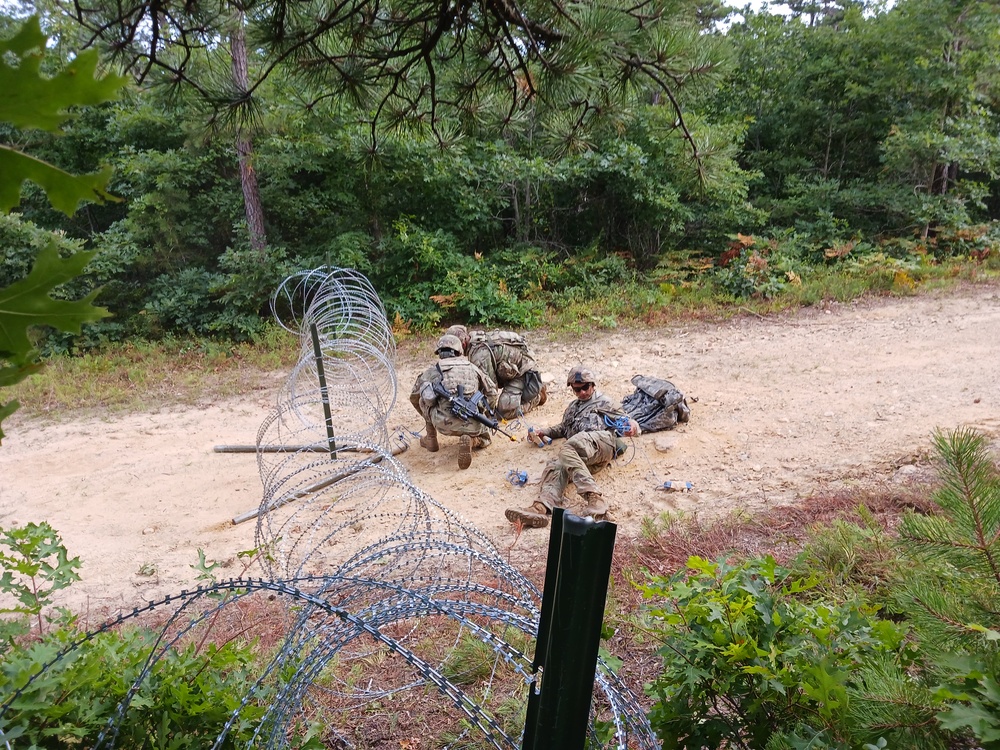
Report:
946,162,958,192
230,20,268,254
511,182,523,242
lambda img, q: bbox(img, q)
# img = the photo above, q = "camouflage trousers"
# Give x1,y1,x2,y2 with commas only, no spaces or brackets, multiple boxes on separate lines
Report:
496,376,542,420
537,430,617,510
426,403,493,443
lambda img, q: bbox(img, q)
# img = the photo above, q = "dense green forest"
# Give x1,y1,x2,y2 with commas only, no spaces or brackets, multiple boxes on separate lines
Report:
2,0,998,351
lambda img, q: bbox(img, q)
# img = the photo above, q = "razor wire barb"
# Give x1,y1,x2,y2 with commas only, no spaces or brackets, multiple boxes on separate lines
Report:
0,267,657,749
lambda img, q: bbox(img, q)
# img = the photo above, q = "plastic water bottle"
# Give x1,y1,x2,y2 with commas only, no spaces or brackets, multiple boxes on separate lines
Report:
507,469,528,486
659,481,693,492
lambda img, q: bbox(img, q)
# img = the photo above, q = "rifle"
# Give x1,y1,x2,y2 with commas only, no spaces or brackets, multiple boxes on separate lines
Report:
431,380,518,441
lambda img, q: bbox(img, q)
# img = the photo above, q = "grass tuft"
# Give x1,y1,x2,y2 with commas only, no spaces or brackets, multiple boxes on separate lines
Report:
8,325,299,421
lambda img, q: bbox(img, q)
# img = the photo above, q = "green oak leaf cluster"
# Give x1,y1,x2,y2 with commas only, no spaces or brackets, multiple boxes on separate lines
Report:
0,15,124,442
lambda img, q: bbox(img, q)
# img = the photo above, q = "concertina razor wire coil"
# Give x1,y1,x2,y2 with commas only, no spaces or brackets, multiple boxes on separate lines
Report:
0,267,656,750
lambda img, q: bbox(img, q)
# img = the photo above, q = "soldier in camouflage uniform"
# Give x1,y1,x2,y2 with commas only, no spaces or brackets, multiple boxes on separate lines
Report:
445,325,546,419
504,365,640,529
410,334,500,470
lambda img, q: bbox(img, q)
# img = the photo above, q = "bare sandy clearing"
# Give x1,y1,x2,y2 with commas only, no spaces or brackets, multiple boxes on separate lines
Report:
1,284,998,616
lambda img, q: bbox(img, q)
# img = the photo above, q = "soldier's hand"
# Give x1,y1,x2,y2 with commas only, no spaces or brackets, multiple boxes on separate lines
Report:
527,426,550,446
625,419,641,437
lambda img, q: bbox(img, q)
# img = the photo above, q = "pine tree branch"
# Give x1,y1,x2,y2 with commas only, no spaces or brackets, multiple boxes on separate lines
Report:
936,428,1000,587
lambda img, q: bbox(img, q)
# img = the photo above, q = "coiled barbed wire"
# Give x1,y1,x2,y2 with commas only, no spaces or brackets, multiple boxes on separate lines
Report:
0,267,657,749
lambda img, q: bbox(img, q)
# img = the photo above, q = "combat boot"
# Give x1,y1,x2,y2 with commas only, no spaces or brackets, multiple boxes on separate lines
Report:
580,492,608,519
505,501,550,529
419,422,439,452
458,434,473,470
537,384,547,406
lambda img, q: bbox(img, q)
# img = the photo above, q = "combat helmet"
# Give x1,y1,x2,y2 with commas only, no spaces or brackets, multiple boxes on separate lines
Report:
566,365,597,386
435,334,465,356
445,325,470,350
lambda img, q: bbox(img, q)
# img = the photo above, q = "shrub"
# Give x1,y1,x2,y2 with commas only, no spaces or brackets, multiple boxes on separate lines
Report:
0,523,323,748
641,556,905,749
145,266,226,337
372,220,544,329
888,428,1000,749
0,522,81,641
0,214,86,290
213,243,296,340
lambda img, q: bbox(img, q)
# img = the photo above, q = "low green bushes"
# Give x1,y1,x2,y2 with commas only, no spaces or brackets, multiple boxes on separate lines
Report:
0,523,321,748
638,427,1000,749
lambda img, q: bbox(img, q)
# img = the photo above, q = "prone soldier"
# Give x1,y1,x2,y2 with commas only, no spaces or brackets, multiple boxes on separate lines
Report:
505,365,639,528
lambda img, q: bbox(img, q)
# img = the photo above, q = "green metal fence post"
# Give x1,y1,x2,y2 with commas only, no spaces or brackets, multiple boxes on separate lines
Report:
522,507,618,750
309,322,337,459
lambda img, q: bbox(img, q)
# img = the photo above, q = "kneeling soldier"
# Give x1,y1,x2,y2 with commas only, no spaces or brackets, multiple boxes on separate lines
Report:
446,324,546,419
410,334,499,470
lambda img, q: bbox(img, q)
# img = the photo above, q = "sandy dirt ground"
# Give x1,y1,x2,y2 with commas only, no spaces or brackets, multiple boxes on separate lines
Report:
1,283,999,618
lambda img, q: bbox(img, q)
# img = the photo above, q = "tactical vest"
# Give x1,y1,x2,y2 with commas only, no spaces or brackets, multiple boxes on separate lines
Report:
436,358,482,402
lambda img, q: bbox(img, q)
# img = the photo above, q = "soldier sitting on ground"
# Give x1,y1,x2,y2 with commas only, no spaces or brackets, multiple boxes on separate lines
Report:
410,334,499,470
504,365,640,529
445,324,546,420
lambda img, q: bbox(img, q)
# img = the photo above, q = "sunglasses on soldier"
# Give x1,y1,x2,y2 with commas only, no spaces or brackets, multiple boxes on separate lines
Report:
571,383,594,393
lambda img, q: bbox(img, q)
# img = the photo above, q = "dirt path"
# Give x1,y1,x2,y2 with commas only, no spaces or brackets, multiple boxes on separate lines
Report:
2,284,998,616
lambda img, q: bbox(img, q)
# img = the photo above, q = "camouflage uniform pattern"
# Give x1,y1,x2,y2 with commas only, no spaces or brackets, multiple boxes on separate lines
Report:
409,357,499,441
535,390,626,509
467,330,542,419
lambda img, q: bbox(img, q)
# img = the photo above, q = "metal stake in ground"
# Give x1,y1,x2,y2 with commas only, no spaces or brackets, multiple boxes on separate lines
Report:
311,322,337,460
522,508,617,750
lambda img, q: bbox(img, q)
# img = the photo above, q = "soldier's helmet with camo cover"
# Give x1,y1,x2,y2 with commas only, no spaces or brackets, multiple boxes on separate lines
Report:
435,334,465,356
445,325,470,350
566,365,597,386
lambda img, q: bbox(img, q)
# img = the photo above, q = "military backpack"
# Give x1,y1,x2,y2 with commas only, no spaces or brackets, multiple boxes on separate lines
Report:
469,330,540,394
621,375,691,433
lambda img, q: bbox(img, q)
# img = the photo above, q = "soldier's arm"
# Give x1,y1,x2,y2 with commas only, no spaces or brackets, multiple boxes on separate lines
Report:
412,367,446,412
410,372,426,411
473,363,500,409
540,403,575,440
595,396,641,436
